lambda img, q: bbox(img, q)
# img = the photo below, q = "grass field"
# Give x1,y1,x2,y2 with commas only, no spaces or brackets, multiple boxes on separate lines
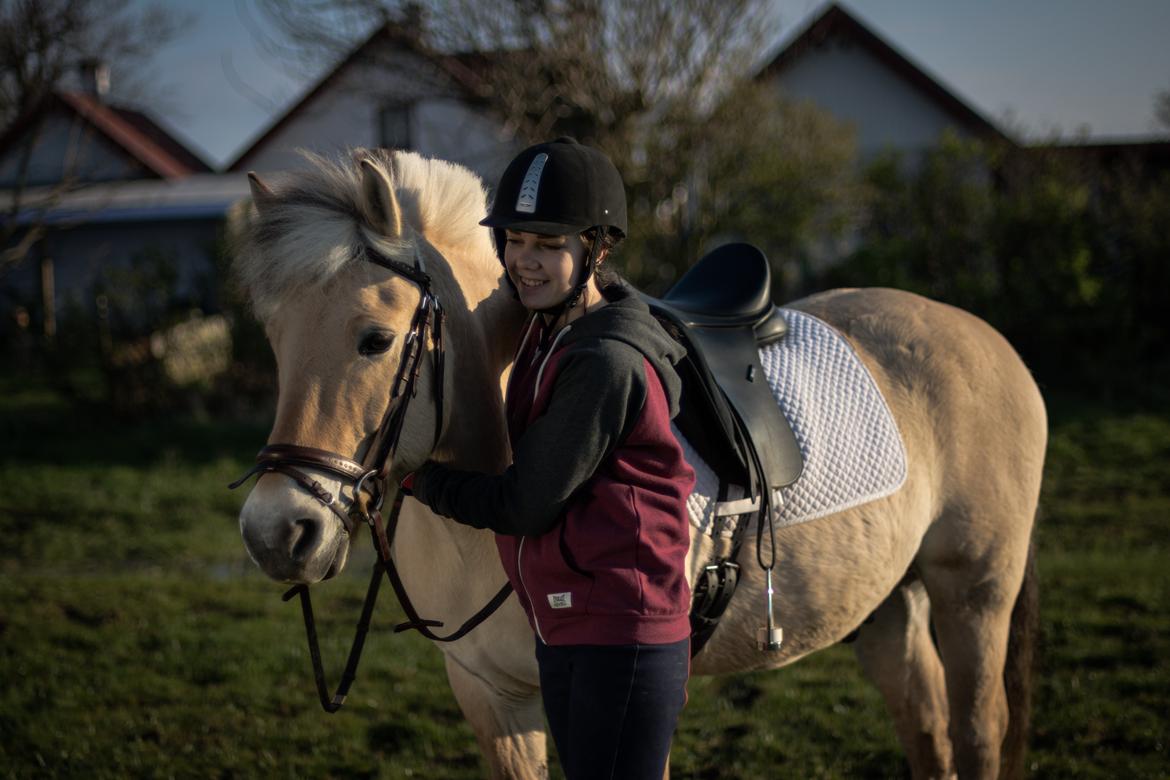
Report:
1,379,1168,778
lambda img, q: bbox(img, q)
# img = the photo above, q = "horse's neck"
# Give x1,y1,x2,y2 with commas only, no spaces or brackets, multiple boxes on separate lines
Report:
401,276,526,602
437,274,527,474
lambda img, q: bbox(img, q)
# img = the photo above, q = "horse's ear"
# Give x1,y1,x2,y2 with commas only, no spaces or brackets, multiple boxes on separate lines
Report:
358,157,403,239
248,172,275,213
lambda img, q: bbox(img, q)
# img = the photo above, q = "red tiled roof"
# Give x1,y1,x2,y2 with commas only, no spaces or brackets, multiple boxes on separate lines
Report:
56,91,211,178
757,3,1010,144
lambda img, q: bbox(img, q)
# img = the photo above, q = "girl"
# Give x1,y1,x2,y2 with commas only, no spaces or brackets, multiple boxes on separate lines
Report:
406,138,695,779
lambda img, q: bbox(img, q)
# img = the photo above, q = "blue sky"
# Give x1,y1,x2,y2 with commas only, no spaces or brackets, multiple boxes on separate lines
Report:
134,0,1170,168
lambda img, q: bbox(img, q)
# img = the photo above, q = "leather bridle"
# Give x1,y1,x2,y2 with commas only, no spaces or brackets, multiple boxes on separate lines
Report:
229,243,512,713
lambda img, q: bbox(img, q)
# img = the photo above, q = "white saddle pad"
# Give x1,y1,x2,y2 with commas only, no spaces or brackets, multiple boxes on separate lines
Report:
678,308,907,535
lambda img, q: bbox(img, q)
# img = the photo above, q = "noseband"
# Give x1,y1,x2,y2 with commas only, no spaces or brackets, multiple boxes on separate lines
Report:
230,243,511,713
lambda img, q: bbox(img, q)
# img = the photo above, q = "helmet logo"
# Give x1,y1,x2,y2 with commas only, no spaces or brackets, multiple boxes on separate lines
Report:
515,153,548,214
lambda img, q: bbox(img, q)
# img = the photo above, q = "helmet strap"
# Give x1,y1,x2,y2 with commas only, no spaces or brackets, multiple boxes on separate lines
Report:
533,230,602,319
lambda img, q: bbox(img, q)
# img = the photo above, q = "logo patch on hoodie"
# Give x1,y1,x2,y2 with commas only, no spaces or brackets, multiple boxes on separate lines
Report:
547,592,573,609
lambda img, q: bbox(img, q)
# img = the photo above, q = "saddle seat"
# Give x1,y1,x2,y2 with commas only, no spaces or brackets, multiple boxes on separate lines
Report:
654,243,788,345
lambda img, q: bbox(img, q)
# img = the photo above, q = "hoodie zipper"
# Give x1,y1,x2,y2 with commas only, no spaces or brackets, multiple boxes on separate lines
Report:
517,537,546,644
515,324,572,647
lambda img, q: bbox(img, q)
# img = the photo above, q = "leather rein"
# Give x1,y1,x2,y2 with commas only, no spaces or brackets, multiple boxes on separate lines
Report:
229,244,512,713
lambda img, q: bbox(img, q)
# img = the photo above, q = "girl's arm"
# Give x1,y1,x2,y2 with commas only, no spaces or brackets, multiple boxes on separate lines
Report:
411,342,648,536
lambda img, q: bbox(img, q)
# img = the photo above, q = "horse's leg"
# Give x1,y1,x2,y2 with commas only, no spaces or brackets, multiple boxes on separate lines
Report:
917,511,1032,780
443,652,549,780
852,575,955,780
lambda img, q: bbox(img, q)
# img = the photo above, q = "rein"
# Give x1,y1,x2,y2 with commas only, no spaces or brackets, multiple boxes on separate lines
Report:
230,243,512,713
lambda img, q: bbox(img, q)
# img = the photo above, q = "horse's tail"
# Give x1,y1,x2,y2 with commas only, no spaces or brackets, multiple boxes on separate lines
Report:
999,530,1039,780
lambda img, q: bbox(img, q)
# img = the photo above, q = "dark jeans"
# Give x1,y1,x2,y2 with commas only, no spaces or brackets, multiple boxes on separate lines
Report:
535,637,690,780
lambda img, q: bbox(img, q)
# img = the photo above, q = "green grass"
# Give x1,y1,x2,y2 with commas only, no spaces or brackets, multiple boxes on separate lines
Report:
2,381,1168,778
0,572,479,778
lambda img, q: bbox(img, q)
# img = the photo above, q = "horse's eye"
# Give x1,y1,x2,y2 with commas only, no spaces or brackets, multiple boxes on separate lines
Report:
358,331,394,356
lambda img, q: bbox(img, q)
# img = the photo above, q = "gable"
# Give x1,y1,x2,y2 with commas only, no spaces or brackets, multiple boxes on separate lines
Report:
0,106,150,187
0,92,211,188
228,27,511,179
759,4,1008,156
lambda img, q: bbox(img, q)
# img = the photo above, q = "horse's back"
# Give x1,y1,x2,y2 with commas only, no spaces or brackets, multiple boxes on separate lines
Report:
787,287,1046,452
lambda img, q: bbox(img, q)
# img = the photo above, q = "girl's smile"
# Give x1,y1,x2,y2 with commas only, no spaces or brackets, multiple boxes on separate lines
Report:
504,230,587,310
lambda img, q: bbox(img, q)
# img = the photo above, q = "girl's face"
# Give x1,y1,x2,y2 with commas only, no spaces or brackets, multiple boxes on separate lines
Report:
504,230,587,311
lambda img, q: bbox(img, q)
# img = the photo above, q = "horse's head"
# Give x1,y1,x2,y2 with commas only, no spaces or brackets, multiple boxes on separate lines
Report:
231,149,505,583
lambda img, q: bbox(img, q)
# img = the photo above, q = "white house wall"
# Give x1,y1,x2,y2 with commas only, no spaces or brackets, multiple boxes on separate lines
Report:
412,98,516,182
769,39,972,157
238,46,512,180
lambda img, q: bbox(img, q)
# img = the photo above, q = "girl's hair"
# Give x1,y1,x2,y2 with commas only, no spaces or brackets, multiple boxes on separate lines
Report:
582,226,623,287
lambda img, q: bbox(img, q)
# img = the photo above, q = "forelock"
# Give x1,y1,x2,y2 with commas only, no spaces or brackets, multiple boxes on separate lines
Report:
230,149,490,322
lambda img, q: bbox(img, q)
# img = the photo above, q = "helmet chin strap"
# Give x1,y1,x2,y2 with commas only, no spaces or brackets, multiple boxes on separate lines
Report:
533,232,603,318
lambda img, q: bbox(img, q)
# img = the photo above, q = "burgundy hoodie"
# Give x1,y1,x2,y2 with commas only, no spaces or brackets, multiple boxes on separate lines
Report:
414,284,695,645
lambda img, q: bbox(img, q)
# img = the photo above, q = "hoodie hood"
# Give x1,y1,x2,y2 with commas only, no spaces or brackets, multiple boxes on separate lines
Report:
558,283,687,416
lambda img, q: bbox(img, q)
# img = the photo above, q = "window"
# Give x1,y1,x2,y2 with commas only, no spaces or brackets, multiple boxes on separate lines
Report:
379,103,413,150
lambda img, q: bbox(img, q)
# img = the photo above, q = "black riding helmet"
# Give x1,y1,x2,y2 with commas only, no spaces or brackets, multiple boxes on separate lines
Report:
481,137,627,315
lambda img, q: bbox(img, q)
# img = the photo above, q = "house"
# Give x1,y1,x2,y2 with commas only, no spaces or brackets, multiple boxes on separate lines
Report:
0,75,241,341
227,23,513,180
757,3,1011,159
0,89,211,188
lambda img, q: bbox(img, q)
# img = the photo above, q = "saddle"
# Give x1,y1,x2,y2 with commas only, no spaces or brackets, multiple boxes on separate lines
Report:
641,242,804,657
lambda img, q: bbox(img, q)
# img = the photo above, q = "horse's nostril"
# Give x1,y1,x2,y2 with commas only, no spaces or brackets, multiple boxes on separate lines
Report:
288,517,323,562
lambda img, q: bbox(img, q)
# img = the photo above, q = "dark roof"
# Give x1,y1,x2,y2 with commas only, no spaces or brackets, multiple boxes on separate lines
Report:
226,23,490,172
757,3,1010,144
105,103,212,175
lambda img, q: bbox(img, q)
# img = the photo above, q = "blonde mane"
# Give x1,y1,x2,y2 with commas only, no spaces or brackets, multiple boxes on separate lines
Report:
232,148,495,320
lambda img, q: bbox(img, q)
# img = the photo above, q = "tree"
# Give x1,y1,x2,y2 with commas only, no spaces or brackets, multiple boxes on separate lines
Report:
0,0,185,269
248,0,861,289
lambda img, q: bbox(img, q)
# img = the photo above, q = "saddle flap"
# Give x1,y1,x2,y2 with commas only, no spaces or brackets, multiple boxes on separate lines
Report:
652,303,803,492
688,325,803,489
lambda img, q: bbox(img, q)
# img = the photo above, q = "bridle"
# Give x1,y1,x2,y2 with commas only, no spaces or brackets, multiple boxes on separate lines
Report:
229,243,512,713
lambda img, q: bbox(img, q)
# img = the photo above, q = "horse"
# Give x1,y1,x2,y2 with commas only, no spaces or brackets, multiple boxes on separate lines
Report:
231,148,1045,780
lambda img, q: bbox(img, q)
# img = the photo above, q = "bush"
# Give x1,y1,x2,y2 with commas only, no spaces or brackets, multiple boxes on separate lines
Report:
819,133,1170,406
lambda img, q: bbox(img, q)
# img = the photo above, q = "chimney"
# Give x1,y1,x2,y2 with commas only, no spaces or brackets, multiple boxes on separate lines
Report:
79,59,111,100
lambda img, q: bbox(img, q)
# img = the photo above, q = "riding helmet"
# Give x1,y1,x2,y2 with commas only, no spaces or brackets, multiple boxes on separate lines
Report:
481,137,627,240
481,138,626,313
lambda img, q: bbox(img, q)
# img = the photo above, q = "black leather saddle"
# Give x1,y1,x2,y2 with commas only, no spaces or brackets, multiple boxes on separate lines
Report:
642,242,803,493
640,242,804,658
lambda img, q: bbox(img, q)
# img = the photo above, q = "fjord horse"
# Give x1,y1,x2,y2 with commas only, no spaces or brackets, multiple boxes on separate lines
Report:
232,149,1044,779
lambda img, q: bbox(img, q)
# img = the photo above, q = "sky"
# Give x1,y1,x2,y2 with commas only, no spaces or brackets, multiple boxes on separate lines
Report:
130,0,1170,169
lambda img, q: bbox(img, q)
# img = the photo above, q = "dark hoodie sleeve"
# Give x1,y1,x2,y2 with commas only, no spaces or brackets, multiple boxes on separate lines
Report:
412,341,648,536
